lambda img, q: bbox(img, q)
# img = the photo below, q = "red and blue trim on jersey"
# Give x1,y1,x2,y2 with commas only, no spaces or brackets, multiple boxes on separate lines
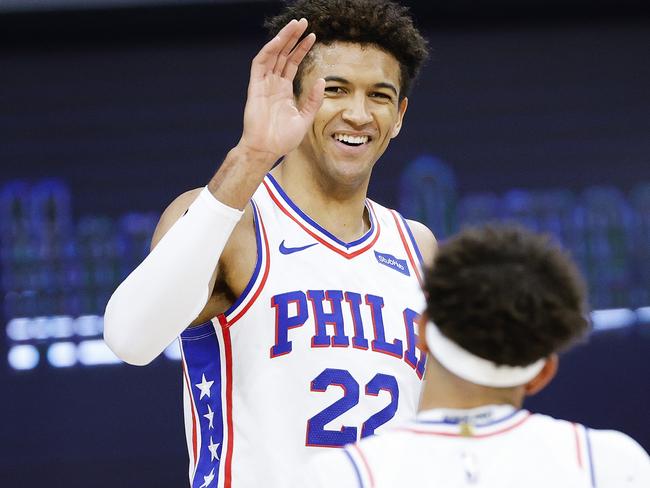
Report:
389,210,424,285
573,422,597,487
262,174,380,259
343,443,376,488
219,199,271,328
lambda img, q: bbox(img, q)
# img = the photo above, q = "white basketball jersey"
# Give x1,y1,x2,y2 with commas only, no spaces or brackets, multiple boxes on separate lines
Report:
179,174,427,488
298,405,650,488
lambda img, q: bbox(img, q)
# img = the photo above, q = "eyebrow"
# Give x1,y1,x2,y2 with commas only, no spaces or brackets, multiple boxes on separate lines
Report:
324,76,398,97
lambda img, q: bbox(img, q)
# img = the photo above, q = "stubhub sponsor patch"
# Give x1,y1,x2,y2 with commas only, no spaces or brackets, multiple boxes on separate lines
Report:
374,251,410,276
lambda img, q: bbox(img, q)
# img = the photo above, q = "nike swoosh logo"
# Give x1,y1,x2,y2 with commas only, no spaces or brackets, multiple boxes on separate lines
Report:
279,240,318,255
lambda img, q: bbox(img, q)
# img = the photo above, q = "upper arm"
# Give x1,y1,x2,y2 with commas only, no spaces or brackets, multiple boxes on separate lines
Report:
151,188,203,251
406,219,437,269
150,189,258,324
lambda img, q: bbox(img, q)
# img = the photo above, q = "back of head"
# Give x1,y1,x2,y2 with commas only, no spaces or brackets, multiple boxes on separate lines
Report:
423,225,590,367
264,0,429,98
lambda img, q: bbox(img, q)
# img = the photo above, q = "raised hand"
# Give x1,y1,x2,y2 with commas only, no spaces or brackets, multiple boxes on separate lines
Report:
238,18,325,161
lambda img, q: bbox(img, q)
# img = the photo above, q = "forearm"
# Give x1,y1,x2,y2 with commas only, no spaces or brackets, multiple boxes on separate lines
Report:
208,144,278,209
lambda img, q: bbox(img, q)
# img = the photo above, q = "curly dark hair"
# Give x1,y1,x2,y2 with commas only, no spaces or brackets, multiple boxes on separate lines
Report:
264,0,429,98
424,225,590,367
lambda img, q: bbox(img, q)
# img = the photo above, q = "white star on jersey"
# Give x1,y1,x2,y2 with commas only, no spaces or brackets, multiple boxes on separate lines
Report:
204,404,215,429
208,436,221,461
199,468,215,488
195,374,214,400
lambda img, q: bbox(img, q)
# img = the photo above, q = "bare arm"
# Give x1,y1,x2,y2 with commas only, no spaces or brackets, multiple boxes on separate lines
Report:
103,19,325,365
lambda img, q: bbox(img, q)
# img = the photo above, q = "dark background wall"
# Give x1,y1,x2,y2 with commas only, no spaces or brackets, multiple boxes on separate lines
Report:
1,1,649,487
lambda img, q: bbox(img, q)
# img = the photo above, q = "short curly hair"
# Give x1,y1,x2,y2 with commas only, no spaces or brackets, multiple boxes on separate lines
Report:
424,225,590,367
264,0,429,99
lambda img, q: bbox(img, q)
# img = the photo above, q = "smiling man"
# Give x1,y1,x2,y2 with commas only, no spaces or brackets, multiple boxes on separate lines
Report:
103,1,433,487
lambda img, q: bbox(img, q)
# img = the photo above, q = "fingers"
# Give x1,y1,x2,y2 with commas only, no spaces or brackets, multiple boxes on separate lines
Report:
281,32,316,81
272,19,308,75
299,77,325,120
251,18,309,80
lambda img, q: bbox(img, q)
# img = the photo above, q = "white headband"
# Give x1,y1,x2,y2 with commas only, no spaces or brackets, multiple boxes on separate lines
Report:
425,321,546,388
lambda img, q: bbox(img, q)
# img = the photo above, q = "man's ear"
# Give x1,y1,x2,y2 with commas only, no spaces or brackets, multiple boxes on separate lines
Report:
524,354,558,396
417,312,429,352
391,97,408,138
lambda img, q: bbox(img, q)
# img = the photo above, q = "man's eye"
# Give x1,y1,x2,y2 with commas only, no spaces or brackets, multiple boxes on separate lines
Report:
371,92,391,100
325,86,345,94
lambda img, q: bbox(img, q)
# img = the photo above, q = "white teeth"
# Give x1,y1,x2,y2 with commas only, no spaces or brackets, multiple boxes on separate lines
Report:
334,133,369,145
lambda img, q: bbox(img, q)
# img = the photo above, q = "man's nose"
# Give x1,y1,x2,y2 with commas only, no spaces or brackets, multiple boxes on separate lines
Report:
341,94,373,126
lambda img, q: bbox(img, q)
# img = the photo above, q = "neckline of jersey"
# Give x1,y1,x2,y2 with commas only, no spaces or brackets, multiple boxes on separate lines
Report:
416,404,523,428
264,173,379,251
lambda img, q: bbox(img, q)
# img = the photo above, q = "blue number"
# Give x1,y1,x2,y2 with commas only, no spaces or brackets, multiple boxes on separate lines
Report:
361,373,399,438
306,368,359,447
306,369,400,447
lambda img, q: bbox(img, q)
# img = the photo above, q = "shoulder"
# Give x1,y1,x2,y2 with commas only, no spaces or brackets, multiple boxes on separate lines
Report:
588,428,650,486
405,219,437,268
151,188,203,250
151,188,255,250
589,427,649,459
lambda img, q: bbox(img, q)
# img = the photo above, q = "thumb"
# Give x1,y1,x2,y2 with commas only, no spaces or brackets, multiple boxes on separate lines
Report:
299,78,325,120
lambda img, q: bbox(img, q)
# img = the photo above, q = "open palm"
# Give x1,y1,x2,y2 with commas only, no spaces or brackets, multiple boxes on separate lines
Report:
240,19,325,159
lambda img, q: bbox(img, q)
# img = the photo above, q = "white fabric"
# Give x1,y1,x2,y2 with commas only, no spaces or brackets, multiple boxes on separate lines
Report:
103,187,243,365
297,405,650,488
178,174,428,488
425,321,546,387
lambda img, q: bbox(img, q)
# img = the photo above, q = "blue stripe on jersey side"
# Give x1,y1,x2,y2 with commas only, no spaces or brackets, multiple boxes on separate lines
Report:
181,322,224,488
585,427,596,487
181,320,216,340
343,448,365,488
222,199,263,317
397,213,424,267
265,173,375,249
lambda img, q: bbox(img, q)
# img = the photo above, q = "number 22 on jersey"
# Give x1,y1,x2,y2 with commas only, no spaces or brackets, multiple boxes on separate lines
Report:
306,368,399,447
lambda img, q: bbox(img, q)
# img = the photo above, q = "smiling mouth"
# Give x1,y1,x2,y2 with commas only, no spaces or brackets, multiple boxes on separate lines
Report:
333,133,372,147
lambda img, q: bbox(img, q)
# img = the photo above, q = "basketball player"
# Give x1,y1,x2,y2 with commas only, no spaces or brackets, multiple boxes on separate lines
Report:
104,1,434,487
297,225,650,487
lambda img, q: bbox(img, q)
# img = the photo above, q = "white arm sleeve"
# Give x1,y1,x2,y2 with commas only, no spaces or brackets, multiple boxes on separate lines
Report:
103,187,243,365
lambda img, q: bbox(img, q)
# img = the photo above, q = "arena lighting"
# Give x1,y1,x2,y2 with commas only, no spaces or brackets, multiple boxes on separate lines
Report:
74,315,104,337
76,339,122,366
591,308,638,330
8,345,40,371
47,341,77,368
6,315,102,342
637,307,650,323
5,307,650,370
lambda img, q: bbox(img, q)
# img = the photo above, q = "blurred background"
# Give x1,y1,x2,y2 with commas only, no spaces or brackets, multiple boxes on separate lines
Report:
1,0,649,486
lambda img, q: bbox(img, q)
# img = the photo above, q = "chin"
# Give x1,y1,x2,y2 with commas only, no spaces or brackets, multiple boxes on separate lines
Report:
323,158,375,187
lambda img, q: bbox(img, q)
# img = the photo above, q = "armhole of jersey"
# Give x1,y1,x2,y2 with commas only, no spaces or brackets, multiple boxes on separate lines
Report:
573,422,596,487
219,198,271,327
399,214,425,268
584,427,597,487
346,443,376,488
390,210,424,284
343,448,365,488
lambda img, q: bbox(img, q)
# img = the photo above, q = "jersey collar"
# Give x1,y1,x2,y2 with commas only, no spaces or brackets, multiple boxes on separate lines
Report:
262,174,380,259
